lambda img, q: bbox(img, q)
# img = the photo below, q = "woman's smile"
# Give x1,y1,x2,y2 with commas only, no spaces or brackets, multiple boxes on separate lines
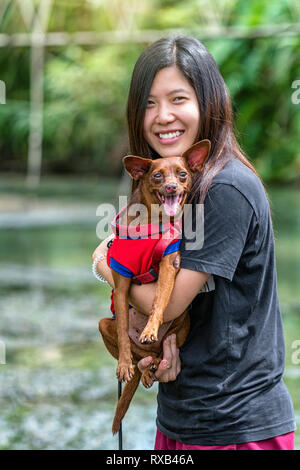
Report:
155,129,185,145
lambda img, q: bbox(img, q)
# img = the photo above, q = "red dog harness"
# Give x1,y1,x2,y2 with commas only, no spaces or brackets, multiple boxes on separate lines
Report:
107,207,182,316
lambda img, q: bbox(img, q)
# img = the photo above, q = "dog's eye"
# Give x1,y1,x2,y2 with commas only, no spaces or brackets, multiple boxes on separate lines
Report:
153,172,162,179
179,171,187,178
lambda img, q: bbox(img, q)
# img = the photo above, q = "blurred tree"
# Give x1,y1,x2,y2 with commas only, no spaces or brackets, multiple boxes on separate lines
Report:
0,0,299,182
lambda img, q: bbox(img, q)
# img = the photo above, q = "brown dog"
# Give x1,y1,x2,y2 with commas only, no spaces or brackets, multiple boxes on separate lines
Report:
99,140,211,434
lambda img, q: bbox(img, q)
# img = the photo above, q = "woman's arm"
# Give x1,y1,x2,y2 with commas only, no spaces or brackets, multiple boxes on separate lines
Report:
134,269,210,384
129,268,211,322
93,240,210,384
93,237,210,321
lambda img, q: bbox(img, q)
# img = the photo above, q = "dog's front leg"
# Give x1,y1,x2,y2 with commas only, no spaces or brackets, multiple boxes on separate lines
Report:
140,252,179,344
112,271,135,382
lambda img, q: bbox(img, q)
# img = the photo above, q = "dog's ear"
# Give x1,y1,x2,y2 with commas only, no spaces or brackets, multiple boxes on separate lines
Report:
123,155,152,180
182,140,211,172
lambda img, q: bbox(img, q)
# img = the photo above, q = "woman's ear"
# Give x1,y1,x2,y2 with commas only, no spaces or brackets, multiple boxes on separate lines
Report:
182,140,211,172
123,155,153,180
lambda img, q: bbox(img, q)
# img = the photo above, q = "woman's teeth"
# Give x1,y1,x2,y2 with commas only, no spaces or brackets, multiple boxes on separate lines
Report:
158,131,184,140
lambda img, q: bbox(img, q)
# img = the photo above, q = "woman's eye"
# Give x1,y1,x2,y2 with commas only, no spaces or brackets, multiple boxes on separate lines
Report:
147,99,155,107
174,96,186,102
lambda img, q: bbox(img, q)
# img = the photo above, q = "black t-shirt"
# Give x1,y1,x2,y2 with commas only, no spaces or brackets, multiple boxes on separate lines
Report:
156,158,295,445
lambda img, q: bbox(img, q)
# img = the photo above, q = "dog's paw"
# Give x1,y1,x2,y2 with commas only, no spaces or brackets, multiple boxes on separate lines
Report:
141,358,161,388
139,325,159,344
141,372,155,389
116,362,134,383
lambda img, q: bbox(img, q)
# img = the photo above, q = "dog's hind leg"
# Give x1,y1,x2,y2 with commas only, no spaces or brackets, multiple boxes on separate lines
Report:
99,317,119,360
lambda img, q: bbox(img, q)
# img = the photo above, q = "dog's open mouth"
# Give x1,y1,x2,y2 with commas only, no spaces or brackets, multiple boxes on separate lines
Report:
156,191,185,217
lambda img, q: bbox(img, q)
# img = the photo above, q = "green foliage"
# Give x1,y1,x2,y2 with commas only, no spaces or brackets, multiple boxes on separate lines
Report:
0,0,300,181
42,43,141,174
205,34,300,182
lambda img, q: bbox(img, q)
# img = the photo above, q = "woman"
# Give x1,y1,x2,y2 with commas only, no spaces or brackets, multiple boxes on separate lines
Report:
93,36,295,450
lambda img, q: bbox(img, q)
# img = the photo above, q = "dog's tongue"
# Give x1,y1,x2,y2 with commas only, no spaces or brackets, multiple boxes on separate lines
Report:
163,195,180,217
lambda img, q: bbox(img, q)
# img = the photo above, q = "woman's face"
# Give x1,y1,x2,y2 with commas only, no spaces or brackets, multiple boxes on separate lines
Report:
143,66,200,158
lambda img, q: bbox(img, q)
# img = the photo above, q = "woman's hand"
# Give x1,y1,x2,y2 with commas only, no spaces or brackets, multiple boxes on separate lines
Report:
137,334,181,383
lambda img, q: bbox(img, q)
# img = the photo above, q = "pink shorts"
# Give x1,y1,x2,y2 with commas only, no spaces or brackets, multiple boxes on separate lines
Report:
155,429,295,450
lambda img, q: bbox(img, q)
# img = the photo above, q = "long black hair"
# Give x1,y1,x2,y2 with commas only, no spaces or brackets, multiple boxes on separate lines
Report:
126,36,261,203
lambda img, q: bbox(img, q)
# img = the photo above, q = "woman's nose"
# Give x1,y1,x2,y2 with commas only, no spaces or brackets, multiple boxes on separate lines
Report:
155,103,175,124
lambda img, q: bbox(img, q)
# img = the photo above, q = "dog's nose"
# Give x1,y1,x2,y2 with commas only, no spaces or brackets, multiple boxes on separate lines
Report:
165,184,177,193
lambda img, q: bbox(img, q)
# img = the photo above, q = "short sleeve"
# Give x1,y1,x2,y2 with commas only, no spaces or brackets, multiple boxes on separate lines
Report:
180,184,254,281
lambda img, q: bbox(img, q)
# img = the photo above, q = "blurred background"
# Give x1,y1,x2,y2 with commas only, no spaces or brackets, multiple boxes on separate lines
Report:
0,0,299,450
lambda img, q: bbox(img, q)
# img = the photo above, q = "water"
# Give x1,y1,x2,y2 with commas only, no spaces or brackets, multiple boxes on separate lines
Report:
0,180,158,450
0,180,299,449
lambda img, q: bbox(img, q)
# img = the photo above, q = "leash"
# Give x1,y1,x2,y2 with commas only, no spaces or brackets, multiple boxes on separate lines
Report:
118,381,123,450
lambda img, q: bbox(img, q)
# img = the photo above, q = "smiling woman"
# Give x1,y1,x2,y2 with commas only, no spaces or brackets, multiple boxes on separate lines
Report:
93,35,296,451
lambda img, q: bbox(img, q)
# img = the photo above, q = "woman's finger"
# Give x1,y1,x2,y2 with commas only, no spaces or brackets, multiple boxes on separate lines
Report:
163,334,175,368
158,335,174,372
155,335,180,382
169,334,178,361
137,355,152,373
